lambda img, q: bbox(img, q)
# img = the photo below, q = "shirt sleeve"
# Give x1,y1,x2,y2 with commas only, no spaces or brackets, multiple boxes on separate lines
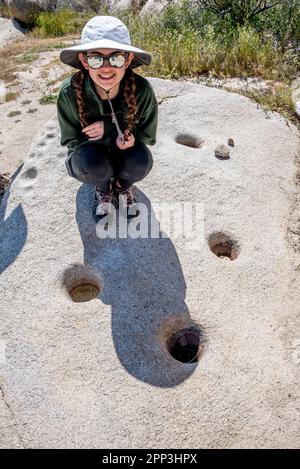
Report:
134,81,158,146
56,87,87,155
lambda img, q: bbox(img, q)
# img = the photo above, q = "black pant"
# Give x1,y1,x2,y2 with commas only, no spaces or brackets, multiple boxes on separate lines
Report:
65,140,153,192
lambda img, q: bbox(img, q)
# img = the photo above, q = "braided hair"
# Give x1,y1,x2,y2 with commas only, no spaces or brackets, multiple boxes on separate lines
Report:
71,63,139,141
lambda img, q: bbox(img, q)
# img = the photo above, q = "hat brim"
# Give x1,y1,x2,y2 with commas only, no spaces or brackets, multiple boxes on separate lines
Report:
60,39,152,69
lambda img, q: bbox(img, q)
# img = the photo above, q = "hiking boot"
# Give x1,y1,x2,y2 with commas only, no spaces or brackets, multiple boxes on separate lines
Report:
92,183,118,223
114,183,140,219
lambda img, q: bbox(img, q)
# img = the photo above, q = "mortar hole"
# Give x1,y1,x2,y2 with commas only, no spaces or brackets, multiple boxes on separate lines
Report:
208,232,240,260
175,133,204,149
61,263,102,302
68,280,100,302
167,326,203,364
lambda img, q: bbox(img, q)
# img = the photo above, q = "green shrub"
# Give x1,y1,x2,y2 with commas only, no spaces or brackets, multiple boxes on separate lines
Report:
39,93,57,104
33,8,84,37
120,4,299,81
0,2,11,18
247,1,300,53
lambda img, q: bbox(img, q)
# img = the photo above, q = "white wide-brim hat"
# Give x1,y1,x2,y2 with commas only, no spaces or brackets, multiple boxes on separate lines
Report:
60,15,152,69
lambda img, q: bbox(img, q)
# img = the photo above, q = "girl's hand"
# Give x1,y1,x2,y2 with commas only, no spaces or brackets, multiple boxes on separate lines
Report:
116,133,135,150
82,121,104,141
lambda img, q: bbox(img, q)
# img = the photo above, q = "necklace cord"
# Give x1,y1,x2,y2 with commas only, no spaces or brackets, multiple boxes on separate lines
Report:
102,86,126,144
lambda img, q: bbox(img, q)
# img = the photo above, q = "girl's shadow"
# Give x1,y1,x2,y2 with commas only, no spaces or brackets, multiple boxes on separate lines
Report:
76,185,200,387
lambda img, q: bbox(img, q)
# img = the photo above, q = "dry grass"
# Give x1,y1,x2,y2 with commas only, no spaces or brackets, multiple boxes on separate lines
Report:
39,57,64,80
0,34,78,58
15,52,39,64
240,81,299,130
5,91,20,102
46,70,73,87
0,68,17,83
0,34,77,86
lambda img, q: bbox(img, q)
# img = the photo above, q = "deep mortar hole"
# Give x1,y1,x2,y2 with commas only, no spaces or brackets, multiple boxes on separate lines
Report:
208,232,240,260
167,326,203,364
175,133,204,149
61,263,102,303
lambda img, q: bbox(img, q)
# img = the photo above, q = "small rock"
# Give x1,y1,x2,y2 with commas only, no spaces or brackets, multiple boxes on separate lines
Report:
228,138,235,147
215,144,230,159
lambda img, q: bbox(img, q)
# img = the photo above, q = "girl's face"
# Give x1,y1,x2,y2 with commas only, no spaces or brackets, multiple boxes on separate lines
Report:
79,48,134,95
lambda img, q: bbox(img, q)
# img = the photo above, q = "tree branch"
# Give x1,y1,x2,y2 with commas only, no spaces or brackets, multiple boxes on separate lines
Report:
248,0,284,21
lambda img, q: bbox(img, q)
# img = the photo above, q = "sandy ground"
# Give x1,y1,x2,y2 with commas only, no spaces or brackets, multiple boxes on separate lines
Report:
1,49,71,175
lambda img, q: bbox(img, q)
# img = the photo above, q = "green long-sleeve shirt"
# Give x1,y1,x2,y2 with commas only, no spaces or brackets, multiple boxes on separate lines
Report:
56,71,158,156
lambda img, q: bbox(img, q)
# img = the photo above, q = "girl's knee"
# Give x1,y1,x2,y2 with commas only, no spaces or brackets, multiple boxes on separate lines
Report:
69,143,113,180
118,144,153,185
125,142,153,175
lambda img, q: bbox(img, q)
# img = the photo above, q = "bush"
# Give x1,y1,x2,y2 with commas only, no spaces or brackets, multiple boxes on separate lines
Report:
39,93,57,104
0,1,11,18
192,0,300,53
33,8,85,37
27,2,300,80
251,1,300,53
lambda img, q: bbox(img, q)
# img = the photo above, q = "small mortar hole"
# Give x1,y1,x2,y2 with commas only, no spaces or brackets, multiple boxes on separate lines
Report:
175,133,204,149
61,263,102,303
23,167,37,179
208,232,240,260
68,280,100,302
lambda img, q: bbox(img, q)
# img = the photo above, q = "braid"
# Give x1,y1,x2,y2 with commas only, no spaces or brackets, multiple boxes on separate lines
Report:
122,66,139,141
71,69,89,129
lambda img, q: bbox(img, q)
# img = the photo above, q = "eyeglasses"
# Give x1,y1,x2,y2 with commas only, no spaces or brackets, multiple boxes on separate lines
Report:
84,52,128,69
